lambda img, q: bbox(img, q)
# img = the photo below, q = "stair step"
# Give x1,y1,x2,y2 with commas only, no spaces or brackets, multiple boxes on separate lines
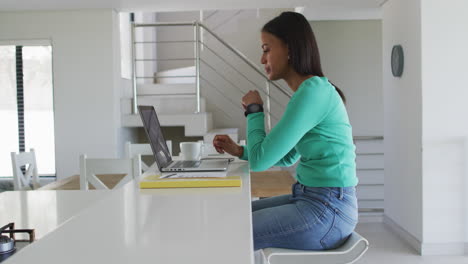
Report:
121,96,206,115
137,83,196,96
141,95,205,114
154,66,196,84
121,112,213,137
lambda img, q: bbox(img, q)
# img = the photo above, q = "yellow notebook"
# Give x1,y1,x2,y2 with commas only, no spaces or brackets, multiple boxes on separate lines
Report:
139,174,242,189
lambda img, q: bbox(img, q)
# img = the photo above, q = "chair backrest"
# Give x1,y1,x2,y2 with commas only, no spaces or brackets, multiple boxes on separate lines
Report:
11,148,40,190
125,141,172,172
79,154,141,190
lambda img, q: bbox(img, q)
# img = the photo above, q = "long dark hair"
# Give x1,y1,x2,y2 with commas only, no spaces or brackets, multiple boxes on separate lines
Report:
262,11,346,103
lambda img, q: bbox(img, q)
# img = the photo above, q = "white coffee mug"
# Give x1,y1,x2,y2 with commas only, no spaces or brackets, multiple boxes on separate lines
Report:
180,142,202,161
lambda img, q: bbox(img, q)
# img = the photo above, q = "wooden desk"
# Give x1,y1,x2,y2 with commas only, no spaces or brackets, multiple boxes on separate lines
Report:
250,171,296,198
7,162,254,264
41,170,296,200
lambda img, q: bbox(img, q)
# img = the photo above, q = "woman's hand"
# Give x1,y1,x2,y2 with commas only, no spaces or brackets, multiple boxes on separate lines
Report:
242,90,263,110
213,135,244,157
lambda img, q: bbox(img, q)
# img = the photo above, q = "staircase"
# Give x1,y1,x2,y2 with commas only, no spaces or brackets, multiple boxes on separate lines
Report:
121,12,291,152
120,65,240,154
121,66,216,137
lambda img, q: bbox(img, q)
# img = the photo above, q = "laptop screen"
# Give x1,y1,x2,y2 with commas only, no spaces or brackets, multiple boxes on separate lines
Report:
138,106,173,169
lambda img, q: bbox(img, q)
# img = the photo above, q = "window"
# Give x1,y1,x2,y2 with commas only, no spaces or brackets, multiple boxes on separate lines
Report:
0,45,55,177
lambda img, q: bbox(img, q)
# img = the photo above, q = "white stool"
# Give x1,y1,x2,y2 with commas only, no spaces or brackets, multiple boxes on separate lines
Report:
261,231,369,264
79,154,141,190
125,141,172,172
11,148,40,190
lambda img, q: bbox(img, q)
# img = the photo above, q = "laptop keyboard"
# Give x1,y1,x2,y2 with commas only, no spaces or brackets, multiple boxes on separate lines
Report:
171,161,201,168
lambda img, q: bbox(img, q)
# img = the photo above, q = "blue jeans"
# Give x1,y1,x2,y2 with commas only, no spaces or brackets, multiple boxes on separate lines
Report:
252,182,358,251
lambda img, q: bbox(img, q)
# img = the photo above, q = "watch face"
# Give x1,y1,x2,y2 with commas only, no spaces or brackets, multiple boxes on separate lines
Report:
248,104,261,112
391,45,404,77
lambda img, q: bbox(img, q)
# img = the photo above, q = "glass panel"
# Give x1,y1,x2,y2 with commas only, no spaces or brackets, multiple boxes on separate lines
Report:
0,46,18,177
23,46,55,175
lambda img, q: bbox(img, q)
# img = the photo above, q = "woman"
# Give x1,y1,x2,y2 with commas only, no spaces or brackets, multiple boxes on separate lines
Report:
213,12,358,251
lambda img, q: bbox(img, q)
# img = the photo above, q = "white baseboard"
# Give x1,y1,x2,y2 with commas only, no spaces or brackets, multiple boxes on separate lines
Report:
420,242,466,256
383,215,422,254
384,215,468,256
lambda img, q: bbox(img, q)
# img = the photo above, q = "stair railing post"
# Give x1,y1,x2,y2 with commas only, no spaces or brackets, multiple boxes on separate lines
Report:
265,81,272,132
194,22,201,113
199,11,204,52
131,19,138,114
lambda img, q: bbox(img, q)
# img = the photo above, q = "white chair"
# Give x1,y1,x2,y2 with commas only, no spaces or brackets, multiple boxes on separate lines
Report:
125,141,172,172
11,148,40,190
261,231,369,264
79,154,141,190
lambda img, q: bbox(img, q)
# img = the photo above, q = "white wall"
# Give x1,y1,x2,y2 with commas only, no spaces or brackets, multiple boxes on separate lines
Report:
155,10,199,71
0,9,122,180
382,0,423,245
421,0,468,254
119,12,132,80
311,20,383,137
301,5,382,21
114,13,140,159
383,0,468,255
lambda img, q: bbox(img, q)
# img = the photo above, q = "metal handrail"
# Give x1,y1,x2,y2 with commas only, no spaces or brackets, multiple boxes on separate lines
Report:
134,40,195,44
199,59,281,121
201,42,287,108
135,58,196,61
131,21,293,121
194,22,201,113
133,21,291,97
201,75,281,123
131,22,138,114
136,75,196,79
132,22,198,114
199,23,293,98
134,22,195,27
199,56,286,112
265,82,272,131
200,76,240,118
201,42,265,91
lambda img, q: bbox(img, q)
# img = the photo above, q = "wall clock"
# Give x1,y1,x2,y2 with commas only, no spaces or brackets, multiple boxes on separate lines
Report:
391,45,404,77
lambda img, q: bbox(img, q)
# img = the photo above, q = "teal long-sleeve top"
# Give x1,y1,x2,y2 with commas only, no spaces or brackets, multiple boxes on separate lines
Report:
240,76,357,187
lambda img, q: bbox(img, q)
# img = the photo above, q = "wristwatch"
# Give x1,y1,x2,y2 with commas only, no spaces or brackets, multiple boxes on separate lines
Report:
244,103,264,117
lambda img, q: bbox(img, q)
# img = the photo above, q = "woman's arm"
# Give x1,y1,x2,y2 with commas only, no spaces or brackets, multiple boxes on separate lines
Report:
239,145,300,167
246,82,332,171
274,147,300,167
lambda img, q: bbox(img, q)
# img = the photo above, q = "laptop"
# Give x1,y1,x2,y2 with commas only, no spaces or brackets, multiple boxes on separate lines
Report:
138,105,229,172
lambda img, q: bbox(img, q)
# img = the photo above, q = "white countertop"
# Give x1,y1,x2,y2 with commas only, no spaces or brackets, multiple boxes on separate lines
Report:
3,162,254,264
0,190,109,240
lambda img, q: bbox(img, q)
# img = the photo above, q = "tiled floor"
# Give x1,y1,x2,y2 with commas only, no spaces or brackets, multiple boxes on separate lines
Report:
355,222,468,264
